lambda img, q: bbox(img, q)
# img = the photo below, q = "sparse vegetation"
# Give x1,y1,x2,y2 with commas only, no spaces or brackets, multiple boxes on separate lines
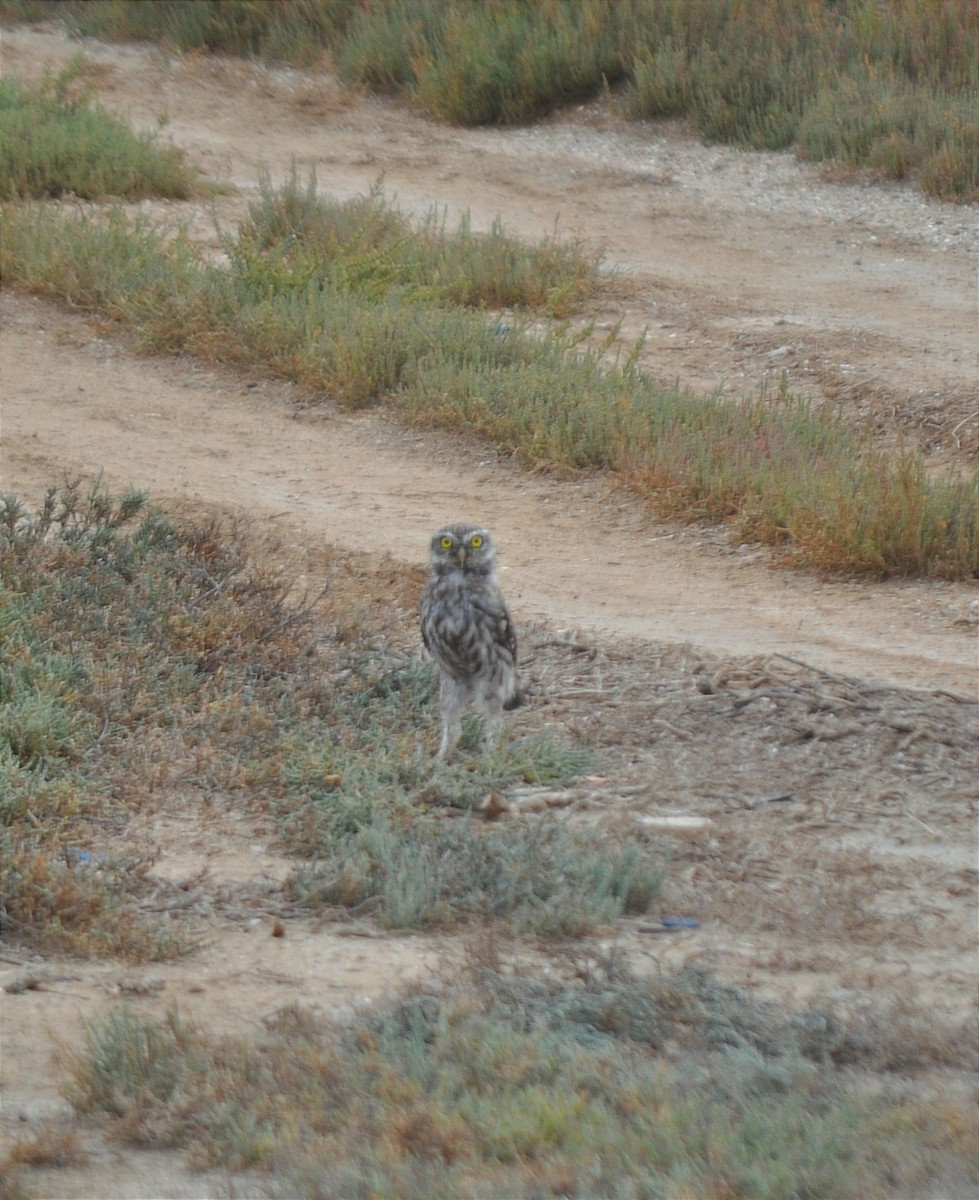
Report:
59,959,979,1199
0,57,195,200
0,480,653,957
4,484,973,1197
2,181,976,579
14,0,978,201
0,485,190,959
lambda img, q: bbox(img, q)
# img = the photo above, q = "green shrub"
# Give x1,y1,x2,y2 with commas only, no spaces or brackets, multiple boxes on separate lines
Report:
408,2,627,125
0,58,195,200
336,0,445,94
797,74,979,199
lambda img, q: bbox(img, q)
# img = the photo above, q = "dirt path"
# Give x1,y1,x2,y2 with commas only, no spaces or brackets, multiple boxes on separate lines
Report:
1,24,977,1199
2,288,975,696
1,24,976,698
4,24,977,452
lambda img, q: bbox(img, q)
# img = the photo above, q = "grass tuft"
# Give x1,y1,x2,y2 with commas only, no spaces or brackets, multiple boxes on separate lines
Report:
234,170,602,315
0,55,196,200
288,810,660,937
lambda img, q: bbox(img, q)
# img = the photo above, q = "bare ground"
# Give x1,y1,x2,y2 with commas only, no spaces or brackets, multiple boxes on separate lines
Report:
0,24,977,1199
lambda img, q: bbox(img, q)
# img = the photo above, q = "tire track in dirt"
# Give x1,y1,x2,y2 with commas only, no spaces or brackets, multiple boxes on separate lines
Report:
2,289,975,694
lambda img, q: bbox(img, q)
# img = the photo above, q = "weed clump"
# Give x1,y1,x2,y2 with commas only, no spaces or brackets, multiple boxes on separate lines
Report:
0,56,195,200
60,958,979,1198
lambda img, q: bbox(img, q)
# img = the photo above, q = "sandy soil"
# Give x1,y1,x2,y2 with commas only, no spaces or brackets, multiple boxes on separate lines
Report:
1,23,977,1199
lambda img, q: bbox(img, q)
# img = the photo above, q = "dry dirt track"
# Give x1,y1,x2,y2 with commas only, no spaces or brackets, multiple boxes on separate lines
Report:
1,24,977,697
0,23,977,1200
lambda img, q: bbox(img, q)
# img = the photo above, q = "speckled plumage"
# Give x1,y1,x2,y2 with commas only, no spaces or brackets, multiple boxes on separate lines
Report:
420,523,522,757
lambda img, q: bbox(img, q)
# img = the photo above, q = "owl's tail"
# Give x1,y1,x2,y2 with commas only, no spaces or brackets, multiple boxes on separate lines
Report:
503,686,526,711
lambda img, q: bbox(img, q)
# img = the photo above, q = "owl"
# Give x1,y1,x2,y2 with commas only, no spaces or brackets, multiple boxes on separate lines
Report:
420,523,523,757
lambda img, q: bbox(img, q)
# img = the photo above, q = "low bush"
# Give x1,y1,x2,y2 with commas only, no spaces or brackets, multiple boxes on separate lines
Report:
0,57,195,200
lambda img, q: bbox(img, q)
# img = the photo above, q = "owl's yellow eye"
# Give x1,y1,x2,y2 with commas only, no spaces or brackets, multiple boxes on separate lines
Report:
469,535,484,549
439,536,454,550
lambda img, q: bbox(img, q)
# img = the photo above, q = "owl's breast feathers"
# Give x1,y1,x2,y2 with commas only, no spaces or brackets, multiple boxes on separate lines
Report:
421,578,519,689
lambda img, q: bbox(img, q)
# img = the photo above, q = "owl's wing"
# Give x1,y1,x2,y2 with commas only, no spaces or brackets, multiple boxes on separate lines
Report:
499,604,518,666
420,602,434,656
494,604,523,705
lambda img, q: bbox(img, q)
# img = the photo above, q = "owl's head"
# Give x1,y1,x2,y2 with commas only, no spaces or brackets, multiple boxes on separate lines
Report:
429,523,497,574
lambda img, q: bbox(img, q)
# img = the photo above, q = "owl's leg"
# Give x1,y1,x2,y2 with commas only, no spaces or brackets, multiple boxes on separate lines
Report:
437,674,465,758
478,684,505,752
482,706,503,751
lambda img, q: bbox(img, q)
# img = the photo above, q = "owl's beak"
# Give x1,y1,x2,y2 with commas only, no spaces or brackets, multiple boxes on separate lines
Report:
456,546,467,566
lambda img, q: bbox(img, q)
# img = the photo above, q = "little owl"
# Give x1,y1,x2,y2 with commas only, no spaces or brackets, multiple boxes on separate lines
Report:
420,523,522,757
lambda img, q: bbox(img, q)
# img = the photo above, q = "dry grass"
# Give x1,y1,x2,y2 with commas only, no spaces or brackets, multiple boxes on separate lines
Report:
1,1127,86,1170
57,956,979,1199
2,183,975,579
22,0,978,202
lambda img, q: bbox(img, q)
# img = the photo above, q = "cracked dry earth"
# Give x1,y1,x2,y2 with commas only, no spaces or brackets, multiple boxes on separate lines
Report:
0,22,977,1199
